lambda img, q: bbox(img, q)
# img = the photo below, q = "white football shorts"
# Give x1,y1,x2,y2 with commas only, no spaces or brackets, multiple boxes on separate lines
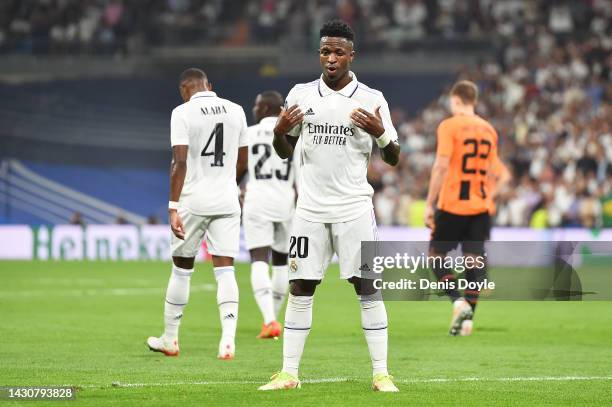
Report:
287,207,378,280
171,207,240,258
243,212,292,253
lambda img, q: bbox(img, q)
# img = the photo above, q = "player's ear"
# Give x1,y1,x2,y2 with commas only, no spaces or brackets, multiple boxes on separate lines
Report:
179,84,188,102
207,81,213,92
349,50,355,62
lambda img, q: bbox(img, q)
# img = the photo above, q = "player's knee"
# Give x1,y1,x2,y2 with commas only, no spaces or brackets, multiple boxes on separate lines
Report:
211,255,234,268
289,279,320,296
172,256,195,269
271,250,288,266
250,247,269,263
349,277,378,296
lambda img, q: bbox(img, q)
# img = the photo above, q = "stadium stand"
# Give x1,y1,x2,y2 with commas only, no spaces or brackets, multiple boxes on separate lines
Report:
0,1,610,228
0,159,150,225
370,7,611,228
2,1,607,54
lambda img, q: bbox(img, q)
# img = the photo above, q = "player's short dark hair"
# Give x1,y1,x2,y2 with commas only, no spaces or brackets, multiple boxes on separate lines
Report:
259,90,283,114
319,19,354,42
179,68,207,84
451,80,478,105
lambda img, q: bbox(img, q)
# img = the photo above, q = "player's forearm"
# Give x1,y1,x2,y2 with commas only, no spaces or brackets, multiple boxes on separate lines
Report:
236,146,248,184
426,166,448,208
272,133,294,159
169,160,187,202
380,141,400,166
236,166,247,184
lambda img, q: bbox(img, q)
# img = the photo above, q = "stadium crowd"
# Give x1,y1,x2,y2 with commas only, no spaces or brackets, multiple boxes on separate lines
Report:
2,1,611,229
370,11,612,228
1,0,610,53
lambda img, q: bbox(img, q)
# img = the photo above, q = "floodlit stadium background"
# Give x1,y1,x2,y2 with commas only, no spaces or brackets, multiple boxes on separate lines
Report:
1,0,610,228
1,1,612,405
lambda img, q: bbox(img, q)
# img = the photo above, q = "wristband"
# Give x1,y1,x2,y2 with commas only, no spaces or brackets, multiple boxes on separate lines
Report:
375,131,392,148
168,201,180,210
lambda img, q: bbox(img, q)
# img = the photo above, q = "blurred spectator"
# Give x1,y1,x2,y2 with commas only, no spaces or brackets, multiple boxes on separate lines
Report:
147,214,160,225
69,211,85,226
1,0,609,55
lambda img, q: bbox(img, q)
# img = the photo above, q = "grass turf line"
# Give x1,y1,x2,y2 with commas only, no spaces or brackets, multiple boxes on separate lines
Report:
1,261,611,406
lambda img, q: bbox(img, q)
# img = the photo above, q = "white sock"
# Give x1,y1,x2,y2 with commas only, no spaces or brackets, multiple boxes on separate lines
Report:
250,261,275,324
360,300,388,376
215,266,239,344
282,294,313,377
164,264,193,340
271,265,289,319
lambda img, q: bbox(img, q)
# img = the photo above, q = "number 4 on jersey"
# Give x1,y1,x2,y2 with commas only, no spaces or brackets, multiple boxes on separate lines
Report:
201,122,225,167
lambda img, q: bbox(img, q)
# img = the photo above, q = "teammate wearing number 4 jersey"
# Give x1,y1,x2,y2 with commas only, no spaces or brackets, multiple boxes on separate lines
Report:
425,80,499,337
259,20,400,392
244,91,294,339
147,68,248,360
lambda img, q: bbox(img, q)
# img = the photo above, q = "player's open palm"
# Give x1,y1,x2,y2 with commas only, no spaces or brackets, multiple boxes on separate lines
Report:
274,104,303,135
169,210,185,240
351,106,385,138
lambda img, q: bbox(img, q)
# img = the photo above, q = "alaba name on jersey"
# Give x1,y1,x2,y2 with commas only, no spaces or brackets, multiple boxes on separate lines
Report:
170,90,248,216
286,72,398,223
244,116,296,221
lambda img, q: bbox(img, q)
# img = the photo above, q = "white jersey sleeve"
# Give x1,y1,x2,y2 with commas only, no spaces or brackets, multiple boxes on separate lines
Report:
170,108,189,146
378,97,398,142
238,108,249,147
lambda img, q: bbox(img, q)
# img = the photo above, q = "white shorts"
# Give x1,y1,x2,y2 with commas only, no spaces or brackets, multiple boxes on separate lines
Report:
243,213,292,253
288,208,378,280
171,208,240,258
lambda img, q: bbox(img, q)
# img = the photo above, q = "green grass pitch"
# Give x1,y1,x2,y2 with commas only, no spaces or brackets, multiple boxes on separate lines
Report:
1,261,611,406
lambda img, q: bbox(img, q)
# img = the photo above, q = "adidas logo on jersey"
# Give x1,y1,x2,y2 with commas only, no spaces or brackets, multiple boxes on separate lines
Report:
304,108,315,116
359,263,371,272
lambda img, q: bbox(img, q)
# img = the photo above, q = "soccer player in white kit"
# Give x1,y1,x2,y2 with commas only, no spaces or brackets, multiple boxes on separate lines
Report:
147,68,248,360
244,91,294,339
258,20,401,392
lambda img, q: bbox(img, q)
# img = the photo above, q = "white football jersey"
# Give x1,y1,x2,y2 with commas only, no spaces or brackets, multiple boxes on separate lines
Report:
285,72,398,223
244,116,296,221
170,91,248,216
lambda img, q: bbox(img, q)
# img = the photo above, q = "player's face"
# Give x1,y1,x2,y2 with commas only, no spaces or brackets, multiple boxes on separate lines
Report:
319,37,354,83
252,94,265,123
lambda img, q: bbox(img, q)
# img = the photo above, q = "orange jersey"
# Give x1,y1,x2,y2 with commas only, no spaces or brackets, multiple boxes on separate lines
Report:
487,156,510,214
436,114,498,216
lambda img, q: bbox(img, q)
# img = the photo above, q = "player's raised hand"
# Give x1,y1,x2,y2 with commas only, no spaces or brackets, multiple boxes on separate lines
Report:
274,104,304,136
351,106,385,137
169,210,185,240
